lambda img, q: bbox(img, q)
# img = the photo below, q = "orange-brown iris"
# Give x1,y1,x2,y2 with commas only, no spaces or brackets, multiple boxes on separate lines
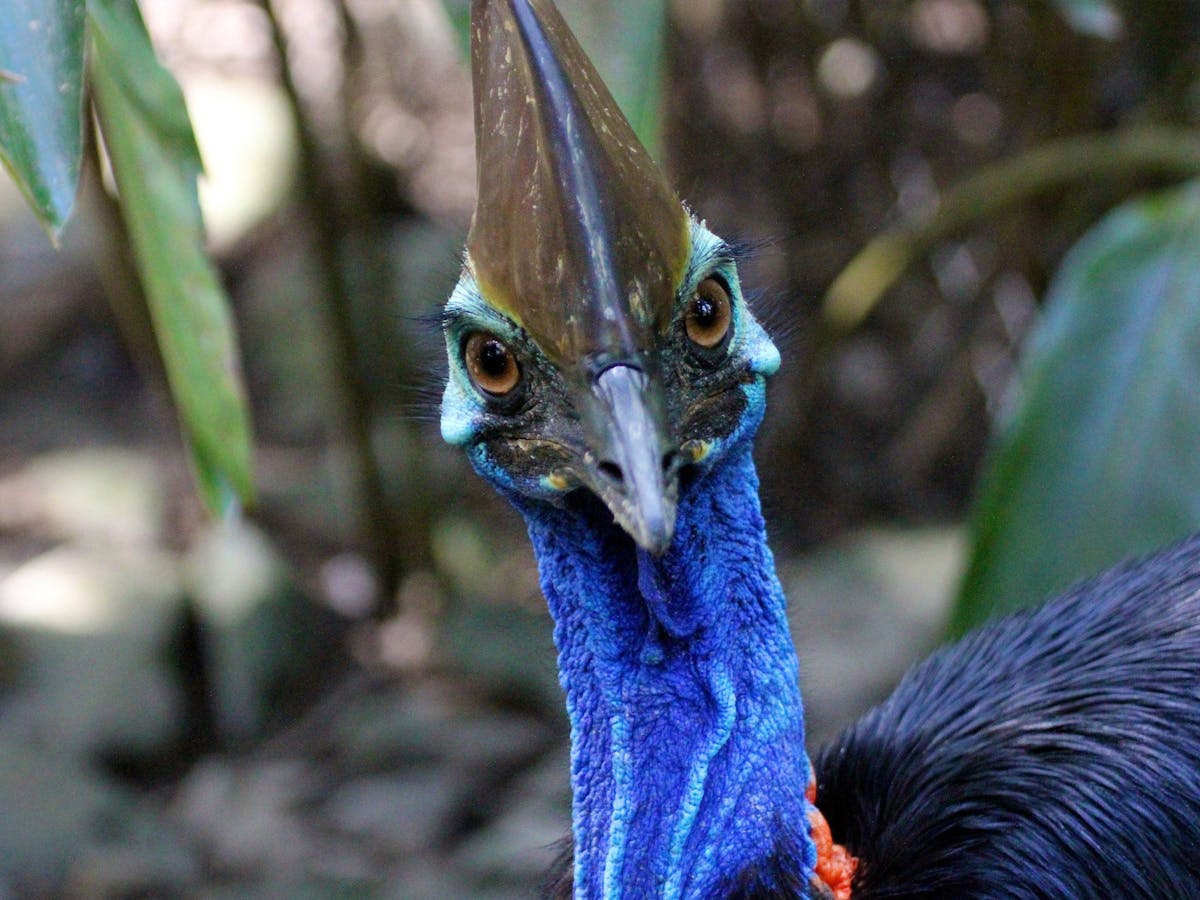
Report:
685,277,733,349
465,332,521,397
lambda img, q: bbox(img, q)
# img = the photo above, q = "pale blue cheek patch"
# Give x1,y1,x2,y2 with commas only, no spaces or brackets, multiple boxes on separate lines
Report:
440,378,478,447
742,317,781,377
726,268,779,379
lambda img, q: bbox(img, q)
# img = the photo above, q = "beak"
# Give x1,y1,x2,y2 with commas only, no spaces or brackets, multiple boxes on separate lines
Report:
585,365,677,556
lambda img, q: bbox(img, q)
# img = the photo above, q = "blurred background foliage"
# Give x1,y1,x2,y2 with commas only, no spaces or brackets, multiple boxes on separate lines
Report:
0,0,1198,894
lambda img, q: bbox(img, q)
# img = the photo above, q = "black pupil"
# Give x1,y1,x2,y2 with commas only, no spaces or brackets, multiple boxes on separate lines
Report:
479,340,510,376
693,296,717,328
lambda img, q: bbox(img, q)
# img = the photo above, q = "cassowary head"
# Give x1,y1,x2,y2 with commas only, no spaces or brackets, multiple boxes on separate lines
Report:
441,0,780,554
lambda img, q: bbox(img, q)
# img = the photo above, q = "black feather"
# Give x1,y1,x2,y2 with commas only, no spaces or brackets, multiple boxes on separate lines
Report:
541,837,574,900
721,821,832,899
815,533,1200,899
540,826,829,899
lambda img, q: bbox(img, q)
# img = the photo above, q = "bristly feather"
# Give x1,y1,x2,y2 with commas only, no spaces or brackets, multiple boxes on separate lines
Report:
541,838,574,900
743,284,802,364
720,820,831,899
717,234,803,356
723,234,783,265
816,533,1200,900
542,823,832,899
393,310,453,424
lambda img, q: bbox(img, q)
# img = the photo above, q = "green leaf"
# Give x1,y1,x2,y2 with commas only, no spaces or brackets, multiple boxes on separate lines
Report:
0,0,86,236
443,0,470,59
951,181,1200,635
1049,0,1124,39
88,0,254,515
583,0,669,160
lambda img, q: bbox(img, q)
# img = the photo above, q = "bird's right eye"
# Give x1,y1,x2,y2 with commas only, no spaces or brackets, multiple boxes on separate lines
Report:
464,332,522,398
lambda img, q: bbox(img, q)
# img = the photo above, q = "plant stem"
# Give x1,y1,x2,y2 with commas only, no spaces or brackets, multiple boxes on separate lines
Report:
259,0,402,613
822,126,1200,335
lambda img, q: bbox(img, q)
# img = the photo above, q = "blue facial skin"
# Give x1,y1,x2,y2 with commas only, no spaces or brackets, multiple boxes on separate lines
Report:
442,221,815,898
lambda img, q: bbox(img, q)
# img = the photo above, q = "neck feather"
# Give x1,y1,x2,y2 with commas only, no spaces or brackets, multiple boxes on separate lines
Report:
521,441,817,898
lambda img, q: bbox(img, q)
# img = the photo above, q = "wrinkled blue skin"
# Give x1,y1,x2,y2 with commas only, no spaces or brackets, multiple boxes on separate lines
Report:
442,222,817,898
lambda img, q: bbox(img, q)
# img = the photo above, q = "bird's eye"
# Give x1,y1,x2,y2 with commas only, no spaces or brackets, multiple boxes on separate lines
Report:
465,332,521,397
685,277,733,351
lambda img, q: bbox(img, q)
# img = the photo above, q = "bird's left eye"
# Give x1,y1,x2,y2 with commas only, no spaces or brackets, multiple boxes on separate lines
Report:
465,332,522,398
685,277,733,351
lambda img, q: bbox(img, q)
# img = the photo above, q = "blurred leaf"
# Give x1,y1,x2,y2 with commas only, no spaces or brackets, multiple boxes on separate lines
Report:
592,0,669,160
1050,0,1124,39
0,0,86,237
86,0,198,155
952,181,1200,635
443,0,470,58
88,0,254,515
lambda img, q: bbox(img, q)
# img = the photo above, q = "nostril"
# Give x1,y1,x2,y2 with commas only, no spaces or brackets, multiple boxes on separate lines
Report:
598,461,624,484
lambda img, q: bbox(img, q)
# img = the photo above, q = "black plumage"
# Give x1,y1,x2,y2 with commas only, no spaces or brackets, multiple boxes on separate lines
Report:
816,534,1200,899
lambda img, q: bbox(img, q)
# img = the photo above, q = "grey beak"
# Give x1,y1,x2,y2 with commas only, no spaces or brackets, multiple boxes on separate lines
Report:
587,365,677,555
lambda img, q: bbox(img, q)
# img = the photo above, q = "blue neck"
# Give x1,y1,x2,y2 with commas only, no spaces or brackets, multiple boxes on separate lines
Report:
520,441,816,898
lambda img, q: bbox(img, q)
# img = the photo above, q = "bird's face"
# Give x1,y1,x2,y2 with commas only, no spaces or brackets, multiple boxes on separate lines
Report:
441,224,781,555
441,0,780,555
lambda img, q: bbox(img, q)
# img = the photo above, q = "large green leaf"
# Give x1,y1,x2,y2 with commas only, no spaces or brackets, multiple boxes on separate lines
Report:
88,0,254,515
0,0,86,236
952,180,1200,635
581,0,669,160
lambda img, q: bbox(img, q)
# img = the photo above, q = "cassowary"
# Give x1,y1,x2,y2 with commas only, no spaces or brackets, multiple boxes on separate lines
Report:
439,1,1200,896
